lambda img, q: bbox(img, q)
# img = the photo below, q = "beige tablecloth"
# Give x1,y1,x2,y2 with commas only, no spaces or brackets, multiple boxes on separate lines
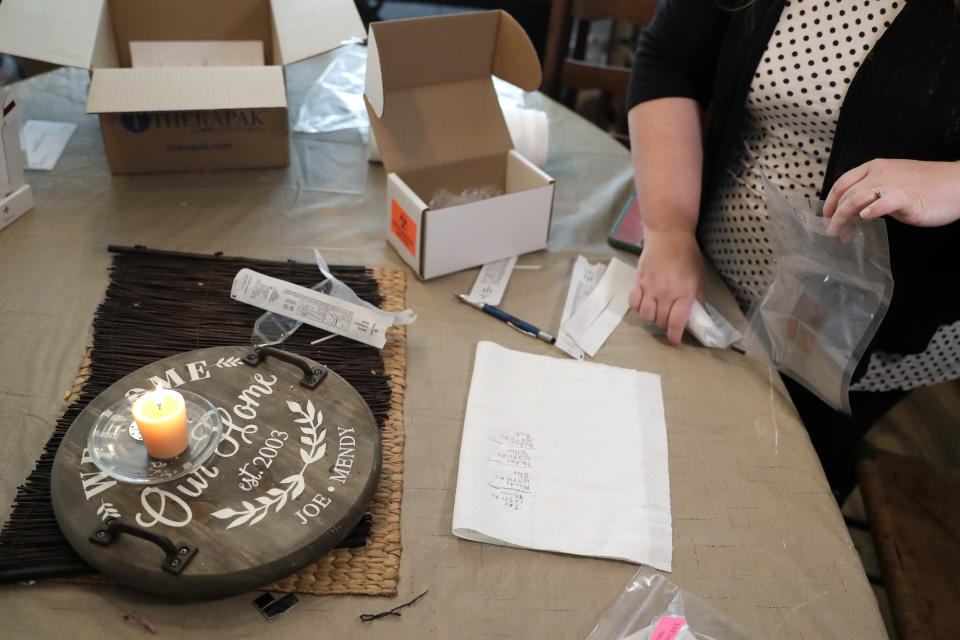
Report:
0,55,886,640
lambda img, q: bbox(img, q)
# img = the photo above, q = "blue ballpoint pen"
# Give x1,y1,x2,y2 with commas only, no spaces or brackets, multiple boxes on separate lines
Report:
455,293,556,344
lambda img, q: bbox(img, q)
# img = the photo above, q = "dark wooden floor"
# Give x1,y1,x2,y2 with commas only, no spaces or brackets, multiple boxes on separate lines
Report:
843,378,960,640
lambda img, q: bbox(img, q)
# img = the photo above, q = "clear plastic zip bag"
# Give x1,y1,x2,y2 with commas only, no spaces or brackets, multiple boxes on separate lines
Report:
587,566,767,640
739,177,894,413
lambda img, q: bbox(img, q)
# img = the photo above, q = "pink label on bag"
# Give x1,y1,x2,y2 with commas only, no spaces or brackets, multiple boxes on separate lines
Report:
650,617,687,640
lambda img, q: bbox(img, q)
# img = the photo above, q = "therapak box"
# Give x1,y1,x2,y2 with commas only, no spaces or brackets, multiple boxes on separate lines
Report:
364,11,555,279
0,0,364,174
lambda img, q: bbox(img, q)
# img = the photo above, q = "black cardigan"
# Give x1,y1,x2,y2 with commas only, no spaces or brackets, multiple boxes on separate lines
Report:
628,0,960,370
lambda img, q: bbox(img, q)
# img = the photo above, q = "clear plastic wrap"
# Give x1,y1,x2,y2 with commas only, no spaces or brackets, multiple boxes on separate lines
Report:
428,185,503,209
587,567,767,640
293,46,530,139
293,44,369,136
741,177,894,413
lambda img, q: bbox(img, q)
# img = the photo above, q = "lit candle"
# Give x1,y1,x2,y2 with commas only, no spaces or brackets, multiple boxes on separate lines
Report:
132,384,188,459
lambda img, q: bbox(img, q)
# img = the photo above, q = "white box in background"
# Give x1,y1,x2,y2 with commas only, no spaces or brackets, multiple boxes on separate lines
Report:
0,92,34,232
364,11,555,280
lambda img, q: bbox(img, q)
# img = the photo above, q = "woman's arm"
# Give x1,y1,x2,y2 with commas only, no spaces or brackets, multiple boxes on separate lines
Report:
627,97,706,345
624,0,729,345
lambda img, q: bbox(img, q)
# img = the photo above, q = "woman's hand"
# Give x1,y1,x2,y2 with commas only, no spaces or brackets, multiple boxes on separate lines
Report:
823,159,960,229
629,229,706,345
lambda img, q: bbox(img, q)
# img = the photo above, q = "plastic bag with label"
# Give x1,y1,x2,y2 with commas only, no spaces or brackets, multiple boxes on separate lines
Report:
586,566,767,640
740,177,894,413
250,249,416,346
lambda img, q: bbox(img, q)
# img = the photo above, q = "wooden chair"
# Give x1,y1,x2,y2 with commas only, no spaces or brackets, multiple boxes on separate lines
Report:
856,447,960,640
542,0,659,145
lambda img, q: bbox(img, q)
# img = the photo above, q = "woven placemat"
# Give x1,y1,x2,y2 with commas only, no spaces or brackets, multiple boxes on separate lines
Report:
4,250,405,597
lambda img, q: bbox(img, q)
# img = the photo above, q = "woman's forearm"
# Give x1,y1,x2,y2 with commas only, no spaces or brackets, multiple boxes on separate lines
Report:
626,96,708,344
627,97,704,236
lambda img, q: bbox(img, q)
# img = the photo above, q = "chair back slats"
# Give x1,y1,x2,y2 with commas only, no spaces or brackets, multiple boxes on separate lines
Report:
561,60,630,97
543,0,661,147
571,0,658,26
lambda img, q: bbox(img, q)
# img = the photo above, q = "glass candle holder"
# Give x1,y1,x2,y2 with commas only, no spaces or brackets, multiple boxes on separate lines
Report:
86,389,222,485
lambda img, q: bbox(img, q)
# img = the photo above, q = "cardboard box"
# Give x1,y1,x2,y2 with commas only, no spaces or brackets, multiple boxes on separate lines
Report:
0,0,364,174
364,11,555,279
0,92,35,231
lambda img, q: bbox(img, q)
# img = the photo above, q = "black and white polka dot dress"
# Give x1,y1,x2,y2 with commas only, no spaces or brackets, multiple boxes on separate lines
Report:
700,0,960,392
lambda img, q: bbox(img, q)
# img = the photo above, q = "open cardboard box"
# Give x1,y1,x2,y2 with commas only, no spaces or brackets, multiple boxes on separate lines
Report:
0,0,363,173
364,11,555,280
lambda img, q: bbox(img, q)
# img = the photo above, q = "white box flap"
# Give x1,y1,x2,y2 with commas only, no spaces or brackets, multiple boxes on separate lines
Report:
0,0,113,69
271,0,365,65
87,67,287,113
365,10,542,174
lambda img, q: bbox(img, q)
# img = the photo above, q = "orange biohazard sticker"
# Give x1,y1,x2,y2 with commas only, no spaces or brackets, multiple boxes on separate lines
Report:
391,199,417,255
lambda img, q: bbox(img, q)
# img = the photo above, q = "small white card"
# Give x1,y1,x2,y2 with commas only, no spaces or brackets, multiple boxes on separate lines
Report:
129,40,265,68
468,255,517,305
231,268,394,349
22,120,76,171
561,257,636,357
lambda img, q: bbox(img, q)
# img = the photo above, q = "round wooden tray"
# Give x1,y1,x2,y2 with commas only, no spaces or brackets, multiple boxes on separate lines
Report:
50,345,381,600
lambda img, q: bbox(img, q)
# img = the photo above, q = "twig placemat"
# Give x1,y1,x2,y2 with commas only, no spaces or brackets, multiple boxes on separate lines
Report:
0,247,405,596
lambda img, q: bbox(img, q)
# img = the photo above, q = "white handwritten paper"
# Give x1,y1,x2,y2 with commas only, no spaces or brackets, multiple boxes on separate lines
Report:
555,255,607,360
452,341,672,570
561,257,636,357
22,120,76,170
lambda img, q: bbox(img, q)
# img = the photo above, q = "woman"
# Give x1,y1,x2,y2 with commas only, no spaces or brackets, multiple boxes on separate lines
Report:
626,0,960,499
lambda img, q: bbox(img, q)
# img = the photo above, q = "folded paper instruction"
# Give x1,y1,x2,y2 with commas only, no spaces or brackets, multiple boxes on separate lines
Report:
560,257,635,357
555,255,607,360
557,256,743,356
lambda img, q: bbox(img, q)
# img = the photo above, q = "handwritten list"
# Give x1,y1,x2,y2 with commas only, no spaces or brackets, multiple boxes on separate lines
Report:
452,342,673,570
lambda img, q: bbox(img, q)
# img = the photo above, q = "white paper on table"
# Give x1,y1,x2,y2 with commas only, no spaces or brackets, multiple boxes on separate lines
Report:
21,120,76,170
561,257,636,357
452,341,672,570
555,255,607,360
468,255,517,305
